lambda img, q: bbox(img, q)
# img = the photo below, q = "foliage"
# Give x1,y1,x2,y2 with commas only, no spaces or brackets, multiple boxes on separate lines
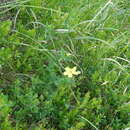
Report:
0,0,129,129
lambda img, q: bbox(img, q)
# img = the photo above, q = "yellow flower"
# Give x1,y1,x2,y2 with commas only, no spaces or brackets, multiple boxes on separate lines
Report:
63,66,81,78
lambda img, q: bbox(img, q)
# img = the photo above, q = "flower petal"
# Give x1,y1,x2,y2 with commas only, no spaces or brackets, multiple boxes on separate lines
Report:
68,73,73,78
65,67,70,71
74,71,81,75
71,67,76,73
63,71,68,76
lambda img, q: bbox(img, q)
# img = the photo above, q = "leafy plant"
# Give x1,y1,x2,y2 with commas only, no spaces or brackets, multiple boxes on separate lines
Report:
0,0,129,129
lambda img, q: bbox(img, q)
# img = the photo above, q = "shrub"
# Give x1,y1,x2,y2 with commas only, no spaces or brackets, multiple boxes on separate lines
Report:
0,0,129,129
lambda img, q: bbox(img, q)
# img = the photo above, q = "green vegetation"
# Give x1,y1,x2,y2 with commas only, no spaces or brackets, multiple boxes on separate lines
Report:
0,0,130,129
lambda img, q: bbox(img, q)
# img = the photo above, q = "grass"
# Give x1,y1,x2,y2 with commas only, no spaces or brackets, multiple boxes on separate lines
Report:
0,0,130,129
